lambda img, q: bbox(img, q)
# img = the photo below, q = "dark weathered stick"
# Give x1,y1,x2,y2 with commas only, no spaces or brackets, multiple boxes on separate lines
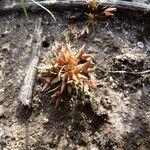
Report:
19,18,42,106
96,66,150,76
0,0,150,13
107,70,150,75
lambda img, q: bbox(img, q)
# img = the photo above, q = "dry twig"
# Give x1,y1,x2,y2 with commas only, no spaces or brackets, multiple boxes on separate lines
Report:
97,66,150,76
19,18,42,106
107,70,150,75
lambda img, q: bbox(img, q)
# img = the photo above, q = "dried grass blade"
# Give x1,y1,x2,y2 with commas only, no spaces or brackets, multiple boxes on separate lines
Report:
31,0,56,21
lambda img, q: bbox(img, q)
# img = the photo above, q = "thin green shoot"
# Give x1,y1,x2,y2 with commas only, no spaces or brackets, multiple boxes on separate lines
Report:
20,0,28,17
31,0,56,21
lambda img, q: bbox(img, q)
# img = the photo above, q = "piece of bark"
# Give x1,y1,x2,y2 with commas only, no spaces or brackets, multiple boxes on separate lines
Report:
0,0,150,13
19,18,42,106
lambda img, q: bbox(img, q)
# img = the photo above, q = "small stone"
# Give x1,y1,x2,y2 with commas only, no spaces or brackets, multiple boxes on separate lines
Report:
109,76,114,82
137,42,144,49
112,82,116,86
107,31,114,38
42,117,49,123
93,38,102,43
6,79,13,86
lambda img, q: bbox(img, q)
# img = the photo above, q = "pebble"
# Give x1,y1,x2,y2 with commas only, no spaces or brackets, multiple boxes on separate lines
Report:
107,31,114,38
137,42,144,49
93,37,102,43
42,117,49,123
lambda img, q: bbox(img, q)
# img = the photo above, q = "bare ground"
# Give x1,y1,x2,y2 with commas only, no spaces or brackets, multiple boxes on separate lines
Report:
0,9,150,150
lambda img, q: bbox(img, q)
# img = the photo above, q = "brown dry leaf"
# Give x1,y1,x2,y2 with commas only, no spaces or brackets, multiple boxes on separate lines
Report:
81,26,89,36
52,41,64,54
104,7,116,16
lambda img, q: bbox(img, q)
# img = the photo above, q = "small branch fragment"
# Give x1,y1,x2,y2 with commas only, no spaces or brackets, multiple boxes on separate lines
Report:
97,66,150,76
19,19,42,106
107,70,150,75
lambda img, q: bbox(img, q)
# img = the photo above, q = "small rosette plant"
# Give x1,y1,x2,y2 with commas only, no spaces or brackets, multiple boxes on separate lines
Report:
38,41,99,107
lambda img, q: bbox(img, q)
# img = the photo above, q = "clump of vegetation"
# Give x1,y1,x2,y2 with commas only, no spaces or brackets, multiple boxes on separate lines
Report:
88,0,98,11
79,0,116,37
87,0,116,25
38,42,99,108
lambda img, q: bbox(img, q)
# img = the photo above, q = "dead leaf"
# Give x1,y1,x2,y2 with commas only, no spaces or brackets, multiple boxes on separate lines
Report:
81,26,89,36
104,7,116,16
